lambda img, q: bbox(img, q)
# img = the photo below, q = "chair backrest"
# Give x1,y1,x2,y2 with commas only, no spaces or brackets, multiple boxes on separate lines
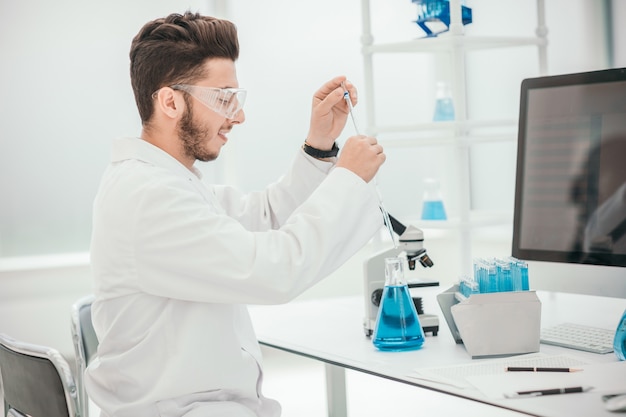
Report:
0,333,79,417
70,294,98,417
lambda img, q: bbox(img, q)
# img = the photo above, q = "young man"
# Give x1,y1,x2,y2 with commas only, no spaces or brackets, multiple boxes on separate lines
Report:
85,11,385,417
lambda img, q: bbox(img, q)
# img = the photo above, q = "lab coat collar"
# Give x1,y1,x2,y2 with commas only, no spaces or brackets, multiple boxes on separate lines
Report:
110,137,223,211
111,137,204,180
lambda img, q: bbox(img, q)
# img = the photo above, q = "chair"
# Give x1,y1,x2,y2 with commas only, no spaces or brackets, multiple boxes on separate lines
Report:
0,332,80,417
70,295,98,417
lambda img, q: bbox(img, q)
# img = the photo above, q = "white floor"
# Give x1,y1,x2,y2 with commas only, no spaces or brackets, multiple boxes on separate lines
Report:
260,346,529,417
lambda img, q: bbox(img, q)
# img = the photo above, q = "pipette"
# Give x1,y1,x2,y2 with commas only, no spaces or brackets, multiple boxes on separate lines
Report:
341,82,397,248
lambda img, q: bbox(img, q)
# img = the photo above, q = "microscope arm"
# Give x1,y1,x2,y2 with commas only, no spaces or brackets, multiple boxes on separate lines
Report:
386,213,407,236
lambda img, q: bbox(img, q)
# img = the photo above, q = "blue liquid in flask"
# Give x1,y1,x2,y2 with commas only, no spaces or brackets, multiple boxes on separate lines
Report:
421,200,447,220
373,285,425,351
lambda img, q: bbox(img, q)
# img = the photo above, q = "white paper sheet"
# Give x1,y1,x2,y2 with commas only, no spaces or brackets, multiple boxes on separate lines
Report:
408,353,590,389
467,361,626,399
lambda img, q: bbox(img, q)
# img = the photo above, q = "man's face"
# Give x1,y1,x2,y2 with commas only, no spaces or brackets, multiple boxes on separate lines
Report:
177,58,245,162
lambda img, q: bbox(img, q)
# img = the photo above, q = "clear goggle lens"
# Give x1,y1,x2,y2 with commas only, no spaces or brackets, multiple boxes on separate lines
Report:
171,84,246,119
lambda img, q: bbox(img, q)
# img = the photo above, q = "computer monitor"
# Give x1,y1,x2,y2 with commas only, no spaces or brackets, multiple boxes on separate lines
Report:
512,67,626,299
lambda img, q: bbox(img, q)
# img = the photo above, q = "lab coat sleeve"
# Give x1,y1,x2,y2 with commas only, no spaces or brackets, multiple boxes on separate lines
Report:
92,161,382,305
213,150,334,231
140,167,381,304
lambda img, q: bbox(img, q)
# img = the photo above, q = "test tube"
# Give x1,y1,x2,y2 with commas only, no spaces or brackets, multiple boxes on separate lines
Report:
485,259,498,293
473,258,488,293
458,277,466,297
520,261,529,291
495,258,513,292
507,256,530,291
459,275,479,297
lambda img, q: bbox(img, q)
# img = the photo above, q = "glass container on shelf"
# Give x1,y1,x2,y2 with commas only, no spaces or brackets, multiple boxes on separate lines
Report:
433,81,455,121
421,178,447,220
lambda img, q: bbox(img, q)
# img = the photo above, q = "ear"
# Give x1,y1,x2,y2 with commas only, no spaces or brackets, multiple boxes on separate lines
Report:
154,87,184,119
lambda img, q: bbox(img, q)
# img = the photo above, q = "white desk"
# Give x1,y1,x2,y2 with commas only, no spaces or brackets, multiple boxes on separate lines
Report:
249,288,626,417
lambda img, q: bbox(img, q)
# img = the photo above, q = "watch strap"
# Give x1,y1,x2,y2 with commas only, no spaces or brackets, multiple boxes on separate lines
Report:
302,141,339,158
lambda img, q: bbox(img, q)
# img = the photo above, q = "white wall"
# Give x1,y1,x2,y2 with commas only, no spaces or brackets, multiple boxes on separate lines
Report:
0,0,619,357
614,0,626,67
0,0,220,256
0,0,616,258
0,260,92,358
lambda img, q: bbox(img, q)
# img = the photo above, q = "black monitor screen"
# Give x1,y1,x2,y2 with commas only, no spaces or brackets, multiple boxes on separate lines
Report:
512,67,626,267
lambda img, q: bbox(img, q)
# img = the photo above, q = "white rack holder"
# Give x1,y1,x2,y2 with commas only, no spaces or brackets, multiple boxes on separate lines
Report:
437,285,541,358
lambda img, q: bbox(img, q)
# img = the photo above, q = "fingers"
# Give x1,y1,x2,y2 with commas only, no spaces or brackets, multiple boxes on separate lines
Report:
314,75,347,98
313,76,358,110
307,76,359,149
314,87,345,116
371,140,385,162
355,135,383,153
336,135,386,183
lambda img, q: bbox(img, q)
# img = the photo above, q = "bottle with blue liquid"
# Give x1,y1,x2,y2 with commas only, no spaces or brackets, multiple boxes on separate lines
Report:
421,178,447,220
433,81,455,121
373,257,425,351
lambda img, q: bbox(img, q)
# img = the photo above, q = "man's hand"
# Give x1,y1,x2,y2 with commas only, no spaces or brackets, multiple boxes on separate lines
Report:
305,75,357,151
336,135,385,183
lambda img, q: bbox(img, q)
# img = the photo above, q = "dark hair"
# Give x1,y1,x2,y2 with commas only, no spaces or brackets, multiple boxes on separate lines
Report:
129,12,239,124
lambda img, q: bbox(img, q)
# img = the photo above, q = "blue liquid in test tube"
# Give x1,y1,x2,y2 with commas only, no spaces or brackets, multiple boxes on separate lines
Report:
520,262,529,290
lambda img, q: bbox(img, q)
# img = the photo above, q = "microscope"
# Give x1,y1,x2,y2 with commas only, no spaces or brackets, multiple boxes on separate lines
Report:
363,214,440,337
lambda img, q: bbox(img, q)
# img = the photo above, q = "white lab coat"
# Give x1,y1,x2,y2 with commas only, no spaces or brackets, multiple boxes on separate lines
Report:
85,137,382,417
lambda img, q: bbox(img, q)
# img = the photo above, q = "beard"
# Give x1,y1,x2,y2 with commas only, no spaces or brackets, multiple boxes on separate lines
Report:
178,97,218,162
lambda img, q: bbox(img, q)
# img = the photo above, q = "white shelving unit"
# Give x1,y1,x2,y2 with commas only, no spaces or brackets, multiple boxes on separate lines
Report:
360,0,548,273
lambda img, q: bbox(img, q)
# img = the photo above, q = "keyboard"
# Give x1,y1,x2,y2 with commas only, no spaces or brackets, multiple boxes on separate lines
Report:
540,323,615,354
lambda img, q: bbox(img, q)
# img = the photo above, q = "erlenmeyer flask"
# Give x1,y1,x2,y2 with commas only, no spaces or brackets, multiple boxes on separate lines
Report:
373,257,425,351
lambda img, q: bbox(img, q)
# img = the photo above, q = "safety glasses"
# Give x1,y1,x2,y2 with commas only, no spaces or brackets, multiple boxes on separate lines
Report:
170,84,247,119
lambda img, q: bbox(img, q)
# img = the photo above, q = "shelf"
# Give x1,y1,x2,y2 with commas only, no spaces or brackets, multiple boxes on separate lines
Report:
362,35,548,55
407,210,513,230
361,0,546,274
378,133,516,148
370,118,517,134
370,119,517,148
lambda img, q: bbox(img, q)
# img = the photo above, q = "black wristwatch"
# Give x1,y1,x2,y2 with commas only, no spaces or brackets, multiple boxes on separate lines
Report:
302,141,339,158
